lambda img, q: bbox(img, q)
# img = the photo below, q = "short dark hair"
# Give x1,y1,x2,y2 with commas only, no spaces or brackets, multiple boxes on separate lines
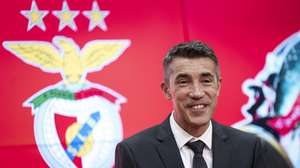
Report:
163,41,220,82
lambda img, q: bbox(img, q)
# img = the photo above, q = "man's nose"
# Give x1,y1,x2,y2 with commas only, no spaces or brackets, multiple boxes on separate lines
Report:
188,84,204,99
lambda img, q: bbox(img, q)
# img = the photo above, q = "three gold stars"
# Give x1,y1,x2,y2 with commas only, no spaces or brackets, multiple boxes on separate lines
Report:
21,0,110,32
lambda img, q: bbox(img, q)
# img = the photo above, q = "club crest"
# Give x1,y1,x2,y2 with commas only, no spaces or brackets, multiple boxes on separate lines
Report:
2,35,130,167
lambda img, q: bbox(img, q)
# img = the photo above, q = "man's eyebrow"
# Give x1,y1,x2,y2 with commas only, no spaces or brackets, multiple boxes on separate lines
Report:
200,72,214,77
175,73,190,80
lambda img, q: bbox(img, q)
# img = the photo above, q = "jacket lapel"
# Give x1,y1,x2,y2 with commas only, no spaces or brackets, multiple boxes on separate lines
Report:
154,118,233,168
155,117,184,168
212,121,232,168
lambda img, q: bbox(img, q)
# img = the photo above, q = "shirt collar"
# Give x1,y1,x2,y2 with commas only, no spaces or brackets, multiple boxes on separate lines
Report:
169,112,212,150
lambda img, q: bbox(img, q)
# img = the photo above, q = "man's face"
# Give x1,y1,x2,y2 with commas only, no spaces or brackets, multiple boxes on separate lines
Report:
162,57,221,134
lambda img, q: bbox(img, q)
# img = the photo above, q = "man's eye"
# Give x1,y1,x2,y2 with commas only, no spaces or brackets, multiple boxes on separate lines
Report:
178,80,187,84
202,79,213,84
176,79,188,85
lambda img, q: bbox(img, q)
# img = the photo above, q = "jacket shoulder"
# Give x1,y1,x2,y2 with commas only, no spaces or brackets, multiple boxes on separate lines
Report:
213,121,261,147
120,124,162,147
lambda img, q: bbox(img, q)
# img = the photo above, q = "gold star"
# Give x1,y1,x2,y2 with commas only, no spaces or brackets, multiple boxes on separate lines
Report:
52,0,79,31
20,0,48,31
83,1,110,31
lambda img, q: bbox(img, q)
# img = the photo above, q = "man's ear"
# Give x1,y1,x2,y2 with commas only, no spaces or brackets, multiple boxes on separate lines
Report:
216,77,222,96
160,82,171,100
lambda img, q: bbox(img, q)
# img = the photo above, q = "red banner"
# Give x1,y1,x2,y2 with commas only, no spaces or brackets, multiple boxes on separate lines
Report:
0,0,299,167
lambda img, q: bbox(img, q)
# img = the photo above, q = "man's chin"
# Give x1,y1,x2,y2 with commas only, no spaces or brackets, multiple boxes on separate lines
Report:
186,106,208,116
189,117,210,128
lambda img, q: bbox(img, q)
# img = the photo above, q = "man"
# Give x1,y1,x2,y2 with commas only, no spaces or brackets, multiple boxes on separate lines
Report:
115,41,291,168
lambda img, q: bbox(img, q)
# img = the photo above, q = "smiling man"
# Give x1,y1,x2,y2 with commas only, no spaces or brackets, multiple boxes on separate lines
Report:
115,41,291,168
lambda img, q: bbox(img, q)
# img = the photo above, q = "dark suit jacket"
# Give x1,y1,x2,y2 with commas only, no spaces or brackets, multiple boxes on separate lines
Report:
115,117,291,168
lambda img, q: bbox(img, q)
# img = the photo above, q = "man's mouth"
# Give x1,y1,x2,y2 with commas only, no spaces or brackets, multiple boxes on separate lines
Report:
187,103,209,111
191,104,206,109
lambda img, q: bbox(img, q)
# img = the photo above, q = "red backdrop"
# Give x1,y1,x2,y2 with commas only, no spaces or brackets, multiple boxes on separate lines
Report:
0,0,299,167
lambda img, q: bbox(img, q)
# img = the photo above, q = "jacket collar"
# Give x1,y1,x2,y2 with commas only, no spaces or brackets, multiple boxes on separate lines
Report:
212,120,232,168
155,116,185,168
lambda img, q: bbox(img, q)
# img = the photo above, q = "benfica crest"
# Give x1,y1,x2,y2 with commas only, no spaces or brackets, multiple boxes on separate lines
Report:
2,1,130,167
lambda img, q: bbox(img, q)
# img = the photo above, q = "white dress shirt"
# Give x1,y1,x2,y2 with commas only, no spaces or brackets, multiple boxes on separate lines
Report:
170,112,213,168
